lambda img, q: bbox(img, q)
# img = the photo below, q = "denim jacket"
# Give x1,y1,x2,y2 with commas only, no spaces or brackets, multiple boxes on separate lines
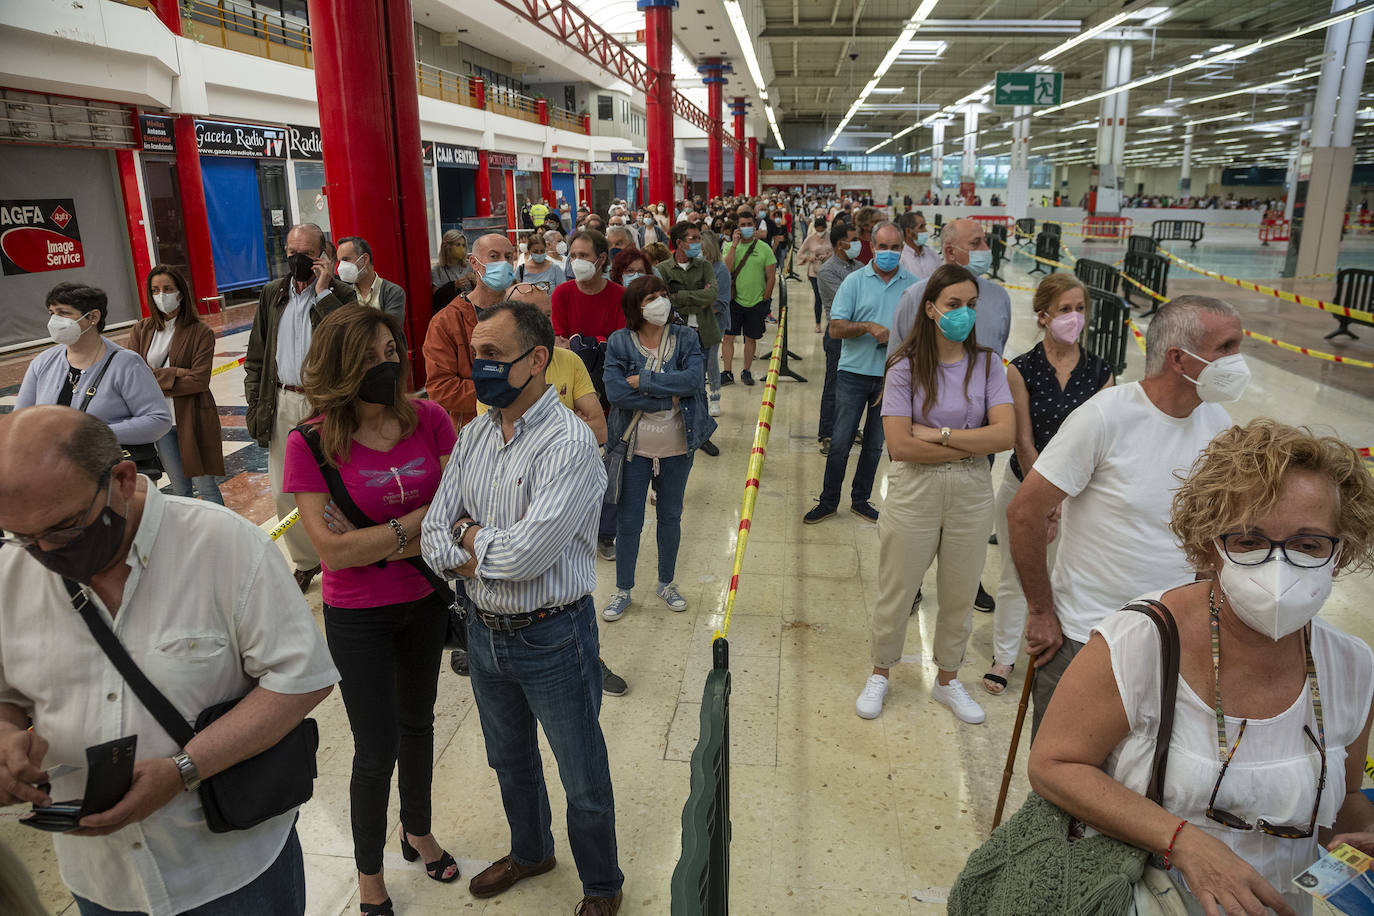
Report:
603,324,718,452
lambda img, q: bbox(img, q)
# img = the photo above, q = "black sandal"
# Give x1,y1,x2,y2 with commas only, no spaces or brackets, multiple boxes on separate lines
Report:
400,828,462,883
981,663,1014,696
359,899,393,915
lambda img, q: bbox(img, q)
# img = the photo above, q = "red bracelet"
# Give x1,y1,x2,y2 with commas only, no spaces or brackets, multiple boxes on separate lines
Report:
1163,819,1188,869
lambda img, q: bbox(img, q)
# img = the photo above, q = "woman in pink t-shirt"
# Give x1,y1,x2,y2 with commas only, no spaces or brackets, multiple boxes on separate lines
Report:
282,306,460,914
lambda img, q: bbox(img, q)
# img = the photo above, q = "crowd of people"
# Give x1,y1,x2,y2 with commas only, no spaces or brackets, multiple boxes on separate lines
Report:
2,184,1373,916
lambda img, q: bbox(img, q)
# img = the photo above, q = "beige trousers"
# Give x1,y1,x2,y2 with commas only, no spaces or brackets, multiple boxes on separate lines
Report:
871,457,995,671
267,388,320,571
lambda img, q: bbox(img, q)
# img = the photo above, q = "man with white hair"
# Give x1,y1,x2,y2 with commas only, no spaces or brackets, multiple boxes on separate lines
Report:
887,218,1009,355
1007,295,1245,734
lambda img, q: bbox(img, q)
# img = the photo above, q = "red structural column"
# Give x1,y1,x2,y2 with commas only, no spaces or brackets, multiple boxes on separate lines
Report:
114,149,154,317
472,76,486,110
581,164,594,213
307,0,433,384
699,59,729,199
475,152,493,217
537,100,555,204
730,98,747,195
638,0,677,209
149,0,219,312
748,137,758,197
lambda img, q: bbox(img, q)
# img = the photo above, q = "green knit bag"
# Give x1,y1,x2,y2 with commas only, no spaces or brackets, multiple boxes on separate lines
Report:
947,792,1148,916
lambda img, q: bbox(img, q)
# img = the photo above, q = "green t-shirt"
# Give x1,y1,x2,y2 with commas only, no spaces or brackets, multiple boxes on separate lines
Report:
723,238,772,308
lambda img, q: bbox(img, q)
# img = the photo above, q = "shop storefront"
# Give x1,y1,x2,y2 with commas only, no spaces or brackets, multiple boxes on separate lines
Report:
514,153,543,213
488,152,518,229
136,115,191,286
549,157,578,214
433,141,480,236
194,118,290,292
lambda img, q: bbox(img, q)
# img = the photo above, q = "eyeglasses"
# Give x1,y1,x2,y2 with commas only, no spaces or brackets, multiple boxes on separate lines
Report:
509,281,552,294
1218,532,1342,569
0,467,113,549
1205,584,1326,839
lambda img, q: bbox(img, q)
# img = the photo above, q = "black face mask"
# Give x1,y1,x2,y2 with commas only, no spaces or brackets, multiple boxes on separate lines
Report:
358,360,401,406
287,252,316,284
26,486,126,584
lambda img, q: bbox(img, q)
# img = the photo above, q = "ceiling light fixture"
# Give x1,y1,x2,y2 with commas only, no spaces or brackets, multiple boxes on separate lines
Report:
1038,10,1132,62
723,0,767,97
766,105,785,150
826,0,940,149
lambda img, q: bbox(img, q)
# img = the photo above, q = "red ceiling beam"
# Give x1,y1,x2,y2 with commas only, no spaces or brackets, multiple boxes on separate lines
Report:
492,0,743,152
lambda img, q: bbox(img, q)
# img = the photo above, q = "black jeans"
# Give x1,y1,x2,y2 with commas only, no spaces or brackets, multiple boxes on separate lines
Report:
324,592,449,874
809,276,822,325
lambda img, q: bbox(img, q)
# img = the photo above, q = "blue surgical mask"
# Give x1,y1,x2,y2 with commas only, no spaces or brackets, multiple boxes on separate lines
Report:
845,241,862,259
480,260,515,291
915,231,929,247
936,305,977,343
873,250,901,272
531,252,548,264
740,226,755,239
472,345,536,408
687,242,702,259
622,272,643,284
965,249,992,277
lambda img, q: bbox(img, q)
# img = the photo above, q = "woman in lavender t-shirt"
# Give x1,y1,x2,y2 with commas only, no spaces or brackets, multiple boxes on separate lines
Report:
282,306,462,912
855,264,1016,727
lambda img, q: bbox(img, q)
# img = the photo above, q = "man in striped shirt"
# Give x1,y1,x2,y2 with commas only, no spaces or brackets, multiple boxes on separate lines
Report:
421,301,623,915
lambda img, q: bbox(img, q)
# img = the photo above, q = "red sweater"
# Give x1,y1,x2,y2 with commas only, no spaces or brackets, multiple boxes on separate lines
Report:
551,280,626,341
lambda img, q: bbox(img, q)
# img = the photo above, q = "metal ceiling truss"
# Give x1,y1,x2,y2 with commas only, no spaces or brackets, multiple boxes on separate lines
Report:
491,0,743,151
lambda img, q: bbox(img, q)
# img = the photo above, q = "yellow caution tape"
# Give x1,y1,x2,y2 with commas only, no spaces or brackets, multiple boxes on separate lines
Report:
1120,272,1170,303
714,307,789,643
1125,318,1148,355
267,509,299,542
1008,245,1075,272
997,281,1038,293
211,356,246,377
1241,329,1374,369
1157,247,1374,326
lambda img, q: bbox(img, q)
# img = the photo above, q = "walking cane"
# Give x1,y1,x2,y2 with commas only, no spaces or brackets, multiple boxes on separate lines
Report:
992,655,1039,830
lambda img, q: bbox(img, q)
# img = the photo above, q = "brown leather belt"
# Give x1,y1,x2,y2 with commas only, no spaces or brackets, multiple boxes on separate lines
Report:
277,382,306,394
473,598,583,633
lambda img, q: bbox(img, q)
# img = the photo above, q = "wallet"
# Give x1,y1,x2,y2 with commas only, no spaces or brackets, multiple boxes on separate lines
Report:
22,735,137,832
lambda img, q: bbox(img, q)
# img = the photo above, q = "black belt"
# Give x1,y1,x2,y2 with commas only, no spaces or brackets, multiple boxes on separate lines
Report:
473,598,583,633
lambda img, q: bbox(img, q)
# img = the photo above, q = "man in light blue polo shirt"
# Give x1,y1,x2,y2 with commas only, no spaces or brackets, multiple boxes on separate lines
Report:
804,222,918,524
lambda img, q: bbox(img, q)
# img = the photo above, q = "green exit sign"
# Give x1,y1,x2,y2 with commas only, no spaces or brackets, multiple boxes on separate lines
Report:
994,71,1063,106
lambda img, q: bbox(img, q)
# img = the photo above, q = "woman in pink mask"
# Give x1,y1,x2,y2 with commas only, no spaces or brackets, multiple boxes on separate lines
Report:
984,274,1114,696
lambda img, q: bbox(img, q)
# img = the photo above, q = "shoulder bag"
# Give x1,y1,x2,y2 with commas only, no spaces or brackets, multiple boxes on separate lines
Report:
61,579,319,834
294,424,463,649
77,351,165,482
603,329,672,505
948,600,1189,916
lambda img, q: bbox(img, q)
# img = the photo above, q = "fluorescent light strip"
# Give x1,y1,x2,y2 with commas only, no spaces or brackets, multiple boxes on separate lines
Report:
1033,3,1374,118
827,0,940,149
766,105,785,150
1038,11,1132,62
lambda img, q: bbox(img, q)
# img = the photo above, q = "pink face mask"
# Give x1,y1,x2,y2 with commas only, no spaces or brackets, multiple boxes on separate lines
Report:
1048,310,1085,344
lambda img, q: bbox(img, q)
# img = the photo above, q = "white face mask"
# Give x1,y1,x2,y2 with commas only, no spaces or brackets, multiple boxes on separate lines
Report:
153,291,181,316
1217,550,1336,641
519,242,528,253
48,313,87,346
556,241,568,256
643,296,672,326
336,259,360,284
571,258,599,282
1183,350,1251,403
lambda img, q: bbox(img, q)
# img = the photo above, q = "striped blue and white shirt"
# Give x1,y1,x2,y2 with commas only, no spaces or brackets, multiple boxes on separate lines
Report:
422,385,606,614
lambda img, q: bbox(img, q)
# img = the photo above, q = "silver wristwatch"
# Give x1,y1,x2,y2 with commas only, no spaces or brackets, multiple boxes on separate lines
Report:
452,520,478,548
171,751,201,792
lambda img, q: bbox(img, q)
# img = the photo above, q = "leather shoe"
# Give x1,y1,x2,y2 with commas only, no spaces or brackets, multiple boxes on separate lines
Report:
575,891,623,915
700,439,720,457
468,854,556,898
294,564,321,593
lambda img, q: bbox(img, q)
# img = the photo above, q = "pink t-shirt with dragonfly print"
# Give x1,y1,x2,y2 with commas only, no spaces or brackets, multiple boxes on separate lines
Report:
282,398,458,608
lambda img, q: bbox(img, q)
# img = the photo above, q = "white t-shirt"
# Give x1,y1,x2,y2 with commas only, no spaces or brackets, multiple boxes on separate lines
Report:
1033,382,1231,643
1095,598,1374,915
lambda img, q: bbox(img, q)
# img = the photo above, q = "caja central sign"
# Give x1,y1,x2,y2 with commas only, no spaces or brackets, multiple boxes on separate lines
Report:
0,199,85,276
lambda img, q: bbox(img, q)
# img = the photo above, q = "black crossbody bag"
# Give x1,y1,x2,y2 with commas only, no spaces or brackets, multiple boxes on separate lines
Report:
61,579,319,833
76,351,164,482
294,424,465,649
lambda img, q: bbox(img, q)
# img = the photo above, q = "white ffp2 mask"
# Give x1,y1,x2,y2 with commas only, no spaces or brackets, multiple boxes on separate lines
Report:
1183,351,1251,403
1218,552,1335,641
643,297,672,326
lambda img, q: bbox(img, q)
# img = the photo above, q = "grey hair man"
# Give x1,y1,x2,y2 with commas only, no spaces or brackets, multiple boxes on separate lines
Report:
1007,295,1245,734
887,218,1010,355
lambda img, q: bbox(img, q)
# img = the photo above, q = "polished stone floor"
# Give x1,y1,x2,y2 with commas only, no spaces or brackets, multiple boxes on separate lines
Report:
3,234,1372,914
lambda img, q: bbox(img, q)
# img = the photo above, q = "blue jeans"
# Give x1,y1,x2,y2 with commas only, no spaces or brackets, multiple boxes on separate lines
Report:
819,370,885,510
74,825,305,915
615,451,693,591
155,428,225,504
817,328,843,440
810,276,822,325
466,598,623,898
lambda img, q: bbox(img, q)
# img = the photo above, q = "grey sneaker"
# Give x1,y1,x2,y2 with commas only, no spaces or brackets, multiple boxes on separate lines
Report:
602,589,631,621
656,581,688,612
597,538,616,562
601,659,629,697
818,437,831,455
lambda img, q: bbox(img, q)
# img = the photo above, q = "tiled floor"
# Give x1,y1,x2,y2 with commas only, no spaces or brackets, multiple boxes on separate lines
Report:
3,235,1371,914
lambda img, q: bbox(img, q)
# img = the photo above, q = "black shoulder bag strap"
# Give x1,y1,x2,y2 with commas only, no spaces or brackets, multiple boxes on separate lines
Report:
75,350,119,413
1126,597,1182,873
729,239,759,286
61,578,195,748
294,424,454,601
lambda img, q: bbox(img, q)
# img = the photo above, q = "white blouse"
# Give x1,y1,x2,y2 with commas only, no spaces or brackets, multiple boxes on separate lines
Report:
1095,597,1374,914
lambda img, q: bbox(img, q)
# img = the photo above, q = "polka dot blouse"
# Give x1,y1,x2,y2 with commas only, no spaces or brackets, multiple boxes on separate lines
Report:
1009,341,1112,481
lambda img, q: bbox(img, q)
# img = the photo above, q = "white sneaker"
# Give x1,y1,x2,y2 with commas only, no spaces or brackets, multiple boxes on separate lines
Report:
656,581,688,612
709,397,722,418
855,674,889,719
931,678,986,724
602,590,631,621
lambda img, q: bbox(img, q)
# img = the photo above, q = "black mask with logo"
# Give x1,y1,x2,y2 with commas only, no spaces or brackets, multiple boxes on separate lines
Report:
26,486,127,585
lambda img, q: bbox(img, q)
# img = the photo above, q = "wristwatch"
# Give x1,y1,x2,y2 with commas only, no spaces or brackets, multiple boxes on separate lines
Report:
171,751,201,792
940,427,952,447
452,520,478,548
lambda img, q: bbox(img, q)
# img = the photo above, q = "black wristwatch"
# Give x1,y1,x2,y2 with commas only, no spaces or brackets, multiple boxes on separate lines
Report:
452,520,478,549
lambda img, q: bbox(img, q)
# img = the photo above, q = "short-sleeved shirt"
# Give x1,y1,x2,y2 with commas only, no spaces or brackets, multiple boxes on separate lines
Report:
1032,382,1231,643
722,238,773,308
889,275,1012,356
551,279,626,341
1008,342,1113,481
283,398,457,608
477,346,593,417
830,262,919,378
817,253,863,320
881,350,1012,429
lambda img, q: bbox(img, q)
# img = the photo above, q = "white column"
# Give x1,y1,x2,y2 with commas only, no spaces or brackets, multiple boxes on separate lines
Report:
1334,10,1373,146
931,120,945,198
1096,43,1120,163
1007,104,1031,219
1180,126,1194,199
1285,103,1313,223
962,106,978,188
1312,0,1355,148
1112,43,1133,168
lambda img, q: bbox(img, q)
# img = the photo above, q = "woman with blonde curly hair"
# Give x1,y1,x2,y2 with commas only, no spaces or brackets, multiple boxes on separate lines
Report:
1028,419,1374,916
